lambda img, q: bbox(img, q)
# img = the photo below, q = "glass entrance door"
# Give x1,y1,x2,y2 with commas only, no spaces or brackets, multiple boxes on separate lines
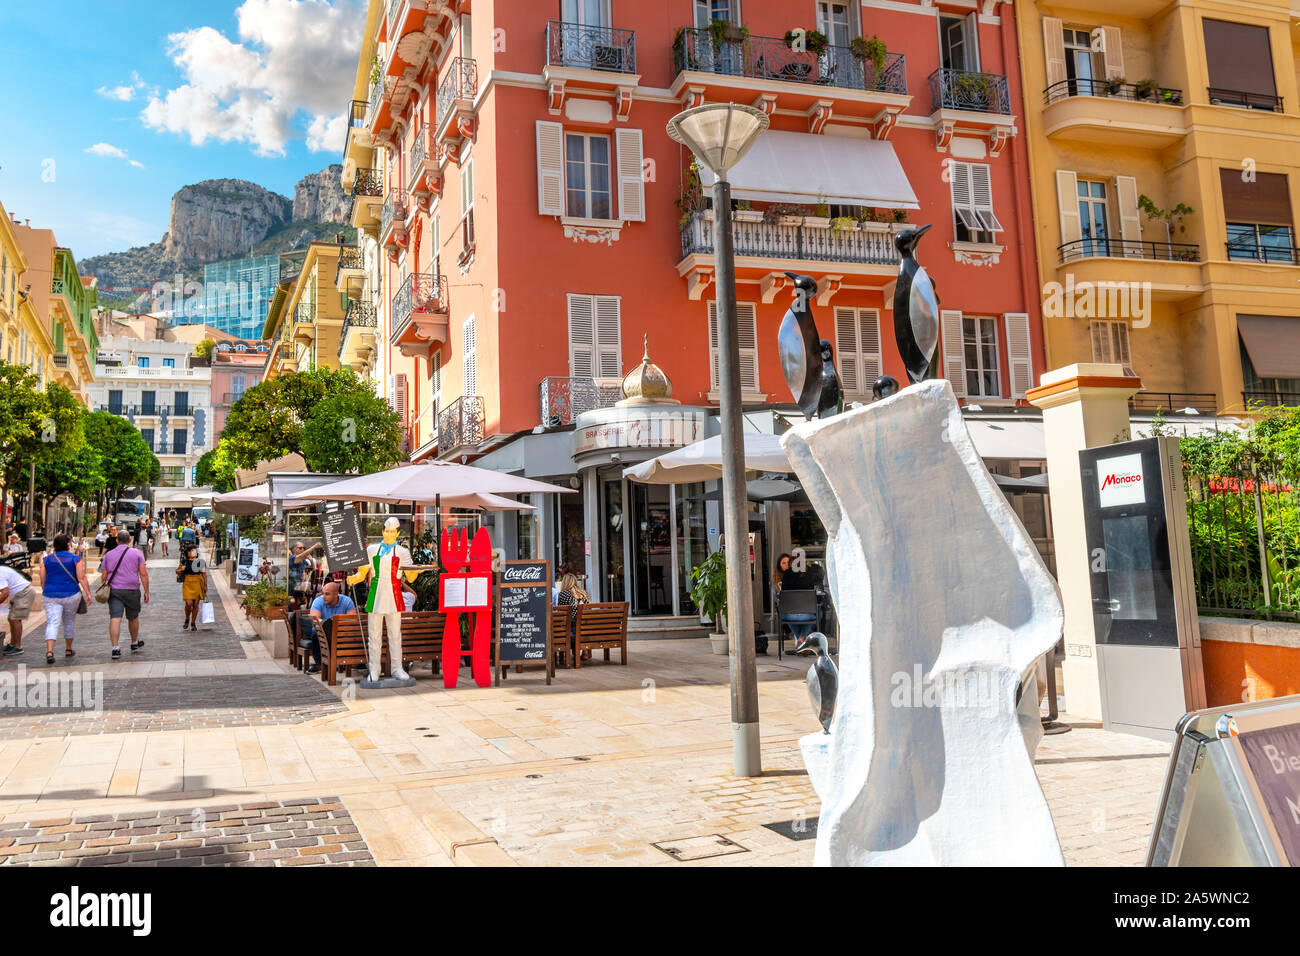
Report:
629,481,673,615
600,469,626,603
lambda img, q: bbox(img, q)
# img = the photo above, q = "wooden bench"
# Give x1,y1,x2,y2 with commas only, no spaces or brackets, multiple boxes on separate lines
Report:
321,611,446,685
550,605,572,670
573,602,628,667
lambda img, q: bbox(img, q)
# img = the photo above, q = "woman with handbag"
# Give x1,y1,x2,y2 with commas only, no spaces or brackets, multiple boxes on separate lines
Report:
177,544,207,632
36,534,90,665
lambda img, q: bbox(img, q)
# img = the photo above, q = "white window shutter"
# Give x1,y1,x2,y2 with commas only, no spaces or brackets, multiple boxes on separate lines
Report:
1056,170,1081,246
859,308,882,386
462,316,477,397
707,302,720,392
615,128,645,222
1100,26,1124,80
386,373,397,411
1043,17,1066,89
736,302,759,393
594,295,622,378
940,309,967,398
951,162,980,231
971,164,1002,231
394,373,409,426
1004,313,1033,399
536,120,564,217
1114,175,1142,252
567,294,595,379
834,307,860,394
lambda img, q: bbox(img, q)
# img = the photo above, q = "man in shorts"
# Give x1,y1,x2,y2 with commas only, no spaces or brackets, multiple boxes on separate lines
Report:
0,561,35,655
101,530,150,659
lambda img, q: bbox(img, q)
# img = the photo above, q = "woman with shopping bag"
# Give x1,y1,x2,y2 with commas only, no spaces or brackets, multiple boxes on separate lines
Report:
176,544,208,632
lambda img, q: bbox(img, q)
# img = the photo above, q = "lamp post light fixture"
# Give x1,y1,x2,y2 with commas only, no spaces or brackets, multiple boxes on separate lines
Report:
667,102,769,777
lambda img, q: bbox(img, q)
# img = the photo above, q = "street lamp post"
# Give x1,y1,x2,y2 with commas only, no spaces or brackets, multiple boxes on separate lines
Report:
667,103,769,777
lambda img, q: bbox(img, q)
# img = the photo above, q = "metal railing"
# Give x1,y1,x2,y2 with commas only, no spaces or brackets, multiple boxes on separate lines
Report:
365,77,389,127
52,354,70,369
1244,389,1300,407
352,167,383,198
929,68,1012,114
438,395,484,452
295,300,315,325
345,98,366,130
1044,78,1183,106
546,20,637,74
671,27,906,95
1058,237,1200,263
381,189,408,239
437,57,478,121
539,376,623,426
387,0,403,34
408,125,429,185
1130,392,1218,414
335,245,364,284
1226,241,1300,264
339,299,378,360
681,211,900,265
392,272,448,334
1207,87,1282,111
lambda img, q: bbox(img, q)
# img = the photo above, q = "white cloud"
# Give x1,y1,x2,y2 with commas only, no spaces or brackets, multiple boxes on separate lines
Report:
129,160,146,169
97,85,135,102
85,142,128,158
141,0,365,157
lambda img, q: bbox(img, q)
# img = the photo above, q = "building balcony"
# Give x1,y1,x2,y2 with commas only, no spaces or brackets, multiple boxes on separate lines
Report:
670,27,908,132
540,376,623,427
1129,392,1219,415
334,244,365,295
435,57,477,162
349,167,384,235
293,301,316,346
390,271,448,360
407,126,442,212
381,0,454,81
1244,388,1300,408
438,395,484,457
1042,78,1187,148
338,298,379,370
1059,237,1200,264
930,68,1011,114
546,20,636,74
380,189,409,258
1208,88,1282,112
1225,241,1300,265
343,98,370,163
92,364,211,380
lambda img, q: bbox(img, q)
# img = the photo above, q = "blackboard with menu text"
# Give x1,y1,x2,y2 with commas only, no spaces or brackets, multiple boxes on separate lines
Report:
319,503,368,571
494,560,552,684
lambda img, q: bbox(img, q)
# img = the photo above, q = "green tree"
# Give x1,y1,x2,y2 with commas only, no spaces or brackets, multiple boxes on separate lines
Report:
299,390,404,474
0,370,84,524
82,411,155,506
196,442,237,492
194,338,217,361
36,444,106,529
221,367,378,470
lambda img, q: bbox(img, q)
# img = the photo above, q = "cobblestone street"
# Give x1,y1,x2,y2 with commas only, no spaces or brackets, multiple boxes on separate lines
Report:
0,548,1173,866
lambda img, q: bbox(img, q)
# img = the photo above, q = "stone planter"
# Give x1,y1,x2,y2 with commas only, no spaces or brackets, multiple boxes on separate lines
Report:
733,209,764,223
709,632,729,655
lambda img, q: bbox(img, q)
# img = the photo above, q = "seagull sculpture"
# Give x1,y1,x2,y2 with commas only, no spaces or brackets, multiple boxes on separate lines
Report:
796,632,838,734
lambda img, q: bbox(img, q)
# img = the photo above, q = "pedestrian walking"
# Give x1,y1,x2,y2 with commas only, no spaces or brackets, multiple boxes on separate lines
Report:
35,534,90,665
136,521,150,555
159,521,170,557
100,530,149,659
177,543,207,631
0,559,36,656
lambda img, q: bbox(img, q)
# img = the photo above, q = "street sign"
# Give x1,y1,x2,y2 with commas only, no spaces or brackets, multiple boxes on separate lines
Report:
235,542,259,586
495,559,553,685
318,503,367,571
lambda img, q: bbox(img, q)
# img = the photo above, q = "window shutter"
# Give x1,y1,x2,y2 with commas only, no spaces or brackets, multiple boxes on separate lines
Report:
1004,313,1033,399
707,303,720,392
462,316,477,397
951,162,980,231
536,121,564,216
1099,26,1124,80
970,164,1002,232
1056,170,1082,245
1091,320,1133,373
834,307,860,394
1043,17,1067,88
1113,175,1142,254
615,128,645,222
431,352,442,418
594,295,622,377
567,294,595,379
940,309,967,398
859,308,882,386
386,373,397,411
736,302,759,392
394,373,409,426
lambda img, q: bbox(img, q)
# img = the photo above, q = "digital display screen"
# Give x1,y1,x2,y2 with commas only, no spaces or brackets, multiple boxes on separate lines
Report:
1102,514,1157,622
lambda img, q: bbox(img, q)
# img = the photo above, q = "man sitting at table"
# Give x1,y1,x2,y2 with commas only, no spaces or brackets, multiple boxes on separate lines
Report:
305,581,356,675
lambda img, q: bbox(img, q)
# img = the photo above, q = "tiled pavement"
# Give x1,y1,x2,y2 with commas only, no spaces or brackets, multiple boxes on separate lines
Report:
0,547,1176,866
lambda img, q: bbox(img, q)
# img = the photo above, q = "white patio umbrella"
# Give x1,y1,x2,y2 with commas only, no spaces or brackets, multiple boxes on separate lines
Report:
285,461,573,505
212,482,322,515
623,433,793,484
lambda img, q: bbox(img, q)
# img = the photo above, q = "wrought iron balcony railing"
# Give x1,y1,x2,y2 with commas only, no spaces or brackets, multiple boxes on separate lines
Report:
672,27,906,95
540,377,623,426
929,68,1012,114
295,300,315,325
1226,240,1300,264
1208,87,1282,112
352,167,383,197
345,98,366,129
1044,77,1183,106
52,354,70,369
1058,237,1201,263
172,404,191,416
335,245,364,284
439,395,484,452
408,125,429,181
365,77,388,126
391,272,448,333
381,189,408,238
338,299,378,360
680,212,900,266
387,0,403,34
546,20,637,74
1129,392,1219,415
437,57,478,121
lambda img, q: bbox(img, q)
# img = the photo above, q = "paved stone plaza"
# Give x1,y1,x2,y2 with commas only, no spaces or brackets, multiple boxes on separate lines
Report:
0,548,1172,866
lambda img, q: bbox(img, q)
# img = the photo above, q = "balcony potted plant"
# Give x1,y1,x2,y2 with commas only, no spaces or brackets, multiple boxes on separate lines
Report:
1134,78,1158,101
954,70,996,110
1138,193,1194,244
804,194,831,228
1159,88,1183,105
1104,75,1126,96
690,549,729,655
733,199,763,223
765,203,812,226
850,35,889,86
831,215,859,235
673,28,701,71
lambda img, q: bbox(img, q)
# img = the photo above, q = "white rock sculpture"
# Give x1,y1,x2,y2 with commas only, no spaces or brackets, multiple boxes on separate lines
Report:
781,379,1064,866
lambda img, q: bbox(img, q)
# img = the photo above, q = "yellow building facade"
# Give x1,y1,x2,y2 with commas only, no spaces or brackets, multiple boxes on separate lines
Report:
1017,0,1300,413
0,203,56,390
260,241,346,379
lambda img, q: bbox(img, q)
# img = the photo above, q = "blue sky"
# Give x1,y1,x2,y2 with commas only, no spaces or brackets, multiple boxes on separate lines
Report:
0,0,365,259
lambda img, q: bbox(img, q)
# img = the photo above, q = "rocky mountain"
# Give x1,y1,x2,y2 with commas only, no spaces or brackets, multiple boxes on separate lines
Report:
80,166,351,307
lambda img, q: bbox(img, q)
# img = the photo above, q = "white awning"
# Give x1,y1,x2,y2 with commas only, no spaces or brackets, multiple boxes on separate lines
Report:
699,131,920,209
961,419,1046,460
623,433,793,484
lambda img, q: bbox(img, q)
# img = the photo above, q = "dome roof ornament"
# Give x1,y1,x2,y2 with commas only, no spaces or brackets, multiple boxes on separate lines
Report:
617,335,679,406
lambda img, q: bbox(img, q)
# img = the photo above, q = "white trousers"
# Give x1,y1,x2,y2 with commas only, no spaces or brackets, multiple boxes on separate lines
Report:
367,611,402,673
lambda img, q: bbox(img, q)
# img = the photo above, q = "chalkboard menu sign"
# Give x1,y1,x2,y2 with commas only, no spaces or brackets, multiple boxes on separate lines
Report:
319,503,368,571
1239,723,1300,865
495,559,552,685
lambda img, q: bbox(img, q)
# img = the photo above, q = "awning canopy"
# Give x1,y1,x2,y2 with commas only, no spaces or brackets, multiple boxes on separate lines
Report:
962,418,1046,460
699,130,919,209
623,433,793,484
1238,315,1300,379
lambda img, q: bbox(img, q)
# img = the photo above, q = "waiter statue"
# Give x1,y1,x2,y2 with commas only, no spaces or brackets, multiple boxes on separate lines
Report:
347,517,419,687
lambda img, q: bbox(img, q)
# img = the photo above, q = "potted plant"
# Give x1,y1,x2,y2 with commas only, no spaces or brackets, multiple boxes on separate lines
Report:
675,160,703,228
892,208,910,224
765,202,812,225
690,550,729,655
954,71,995,109
733,199,763,223
850,35,889,87
1134,78,1158,100
805,194,831,227
1104,75,1125,96
831,215,858,235
1159,88,1183,105
1138,194,1194,244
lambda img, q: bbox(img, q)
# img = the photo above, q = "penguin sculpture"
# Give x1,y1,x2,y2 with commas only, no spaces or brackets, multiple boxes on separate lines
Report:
778,273,843,420
892,224,940,384
796,632,838,734
872,375,900,401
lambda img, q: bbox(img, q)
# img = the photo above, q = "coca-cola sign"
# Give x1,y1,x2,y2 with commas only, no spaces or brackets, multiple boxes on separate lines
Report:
502,563,546,582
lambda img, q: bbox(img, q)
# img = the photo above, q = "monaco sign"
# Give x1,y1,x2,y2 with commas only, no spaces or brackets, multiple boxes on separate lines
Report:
1096,452,1146,508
